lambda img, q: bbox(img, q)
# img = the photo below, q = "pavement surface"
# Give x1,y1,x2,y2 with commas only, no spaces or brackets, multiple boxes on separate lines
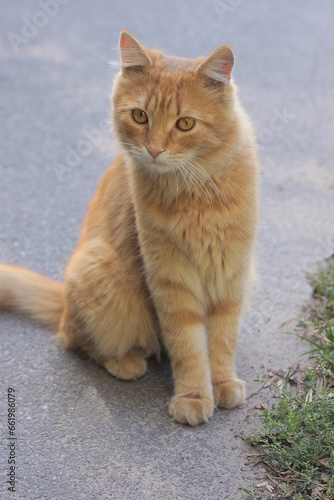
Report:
0,1,334,499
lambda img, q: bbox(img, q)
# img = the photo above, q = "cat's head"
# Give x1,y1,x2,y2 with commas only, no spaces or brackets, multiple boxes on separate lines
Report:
112,30,236,174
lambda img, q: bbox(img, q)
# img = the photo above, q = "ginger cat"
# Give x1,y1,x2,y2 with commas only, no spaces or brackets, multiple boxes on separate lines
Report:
0,31,259,426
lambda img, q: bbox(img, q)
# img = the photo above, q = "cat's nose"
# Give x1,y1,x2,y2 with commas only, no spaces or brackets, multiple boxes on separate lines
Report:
146,146,164,159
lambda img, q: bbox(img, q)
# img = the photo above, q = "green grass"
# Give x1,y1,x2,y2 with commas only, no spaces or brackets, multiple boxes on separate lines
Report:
238,486,262,499
250,257,334,499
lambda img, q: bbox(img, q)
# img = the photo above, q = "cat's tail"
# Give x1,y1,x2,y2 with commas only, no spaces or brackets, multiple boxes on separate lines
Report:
0,263,64,327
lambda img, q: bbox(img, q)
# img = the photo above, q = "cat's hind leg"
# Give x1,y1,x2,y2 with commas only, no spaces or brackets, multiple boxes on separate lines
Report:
58,237,159,379
103,352,147,380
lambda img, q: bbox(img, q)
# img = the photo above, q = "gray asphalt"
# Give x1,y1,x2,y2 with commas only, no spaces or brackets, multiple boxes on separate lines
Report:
1,1,334,499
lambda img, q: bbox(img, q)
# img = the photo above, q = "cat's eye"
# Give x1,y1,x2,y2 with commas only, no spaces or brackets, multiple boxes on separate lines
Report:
176,117,195,131
131,109,148,124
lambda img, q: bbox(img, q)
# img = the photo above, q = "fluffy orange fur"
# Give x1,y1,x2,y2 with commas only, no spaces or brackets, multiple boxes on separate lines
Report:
0,31,259,426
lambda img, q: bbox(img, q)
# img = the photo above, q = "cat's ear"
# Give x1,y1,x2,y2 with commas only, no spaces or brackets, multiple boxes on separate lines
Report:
196,45,234,86
119,30,152,74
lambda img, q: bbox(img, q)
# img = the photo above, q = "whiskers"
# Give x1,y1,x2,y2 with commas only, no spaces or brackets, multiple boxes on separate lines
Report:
178,158,224,211
117,141,137,150
113,145,224,212
117,142,142,163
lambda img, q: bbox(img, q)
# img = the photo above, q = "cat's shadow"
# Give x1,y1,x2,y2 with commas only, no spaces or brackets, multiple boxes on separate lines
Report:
61,344,174,422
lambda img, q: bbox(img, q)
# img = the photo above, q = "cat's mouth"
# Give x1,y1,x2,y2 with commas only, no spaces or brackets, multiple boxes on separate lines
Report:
134,154,176,174
123,148,177,173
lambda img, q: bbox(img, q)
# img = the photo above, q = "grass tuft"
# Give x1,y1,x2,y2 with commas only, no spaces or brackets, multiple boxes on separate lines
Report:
250,257,334,499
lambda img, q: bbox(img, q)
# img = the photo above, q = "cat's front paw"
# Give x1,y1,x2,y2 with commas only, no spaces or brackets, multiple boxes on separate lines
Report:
213,379,245,409
169,395,214,426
